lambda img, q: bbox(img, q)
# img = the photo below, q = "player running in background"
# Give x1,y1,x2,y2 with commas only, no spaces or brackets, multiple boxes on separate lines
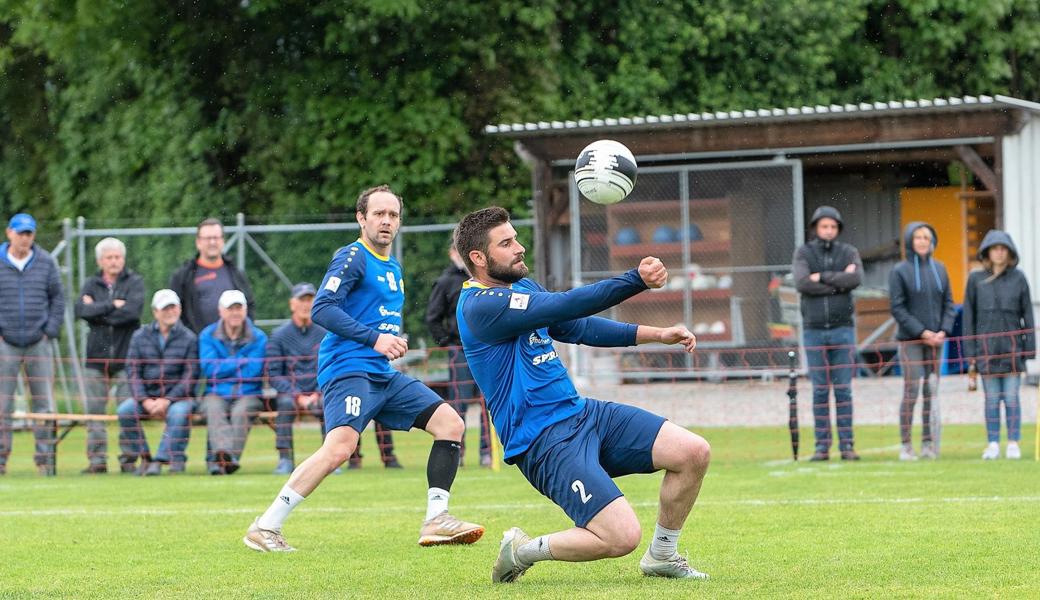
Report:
244,186,483,552
454,207,711,582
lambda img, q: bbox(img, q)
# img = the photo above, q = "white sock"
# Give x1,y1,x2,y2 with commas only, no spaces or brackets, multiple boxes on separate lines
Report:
426,487,450,521
649,523,682,560
517,535,554,565
258,484,305,531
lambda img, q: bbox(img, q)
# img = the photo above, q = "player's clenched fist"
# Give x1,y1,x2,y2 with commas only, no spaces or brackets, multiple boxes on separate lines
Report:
375,333,409,360
659,325,697,353
638,256,668,289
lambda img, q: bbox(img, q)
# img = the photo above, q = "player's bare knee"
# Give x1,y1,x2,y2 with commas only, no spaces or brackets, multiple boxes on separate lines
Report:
427,405,464,440
606,523,642,557
688,436,711,471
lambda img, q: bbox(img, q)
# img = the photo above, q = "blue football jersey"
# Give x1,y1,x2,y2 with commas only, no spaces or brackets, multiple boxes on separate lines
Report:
457,271,646,461
313,239,405,387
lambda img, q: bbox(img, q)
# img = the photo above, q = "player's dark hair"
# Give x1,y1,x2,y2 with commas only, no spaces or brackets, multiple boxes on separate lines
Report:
196,217,223,235
453,206,511,273
356,185,403,215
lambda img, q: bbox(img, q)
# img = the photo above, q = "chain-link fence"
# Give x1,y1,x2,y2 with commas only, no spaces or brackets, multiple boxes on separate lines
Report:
568,160,804,379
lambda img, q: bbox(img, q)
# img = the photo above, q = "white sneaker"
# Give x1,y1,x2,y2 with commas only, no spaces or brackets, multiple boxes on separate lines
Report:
982,442,1000,460
919,443,937,460
899,444,917,461
491,527,533,583
639,549,710,580
1006,442,1021,460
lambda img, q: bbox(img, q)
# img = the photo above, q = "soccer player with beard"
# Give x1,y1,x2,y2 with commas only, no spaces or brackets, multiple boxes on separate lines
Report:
454,207,712,583
243,185,483,552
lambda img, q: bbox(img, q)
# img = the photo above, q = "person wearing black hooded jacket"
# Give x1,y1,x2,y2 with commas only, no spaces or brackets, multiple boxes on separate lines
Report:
963,230,1034,460
888,222,955,461
792,205,863,461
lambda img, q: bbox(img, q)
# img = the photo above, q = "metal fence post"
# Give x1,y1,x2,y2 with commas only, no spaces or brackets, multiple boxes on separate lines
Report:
236,212,246,272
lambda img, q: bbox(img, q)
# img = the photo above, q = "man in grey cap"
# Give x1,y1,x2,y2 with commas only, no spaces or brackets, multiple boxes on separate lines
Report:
266,283,328,474
792,206,863,461
0,213,64,476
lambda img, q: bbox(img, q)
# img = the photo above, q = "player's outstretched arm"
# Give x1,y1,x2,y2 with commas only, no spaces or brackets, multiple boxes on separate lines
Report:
636,324,697,353
463,268,652,345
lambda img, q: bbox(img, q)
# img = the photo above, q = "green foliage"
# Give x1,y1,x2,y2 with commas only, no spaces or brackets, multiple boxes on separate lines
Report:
1,0,1038,337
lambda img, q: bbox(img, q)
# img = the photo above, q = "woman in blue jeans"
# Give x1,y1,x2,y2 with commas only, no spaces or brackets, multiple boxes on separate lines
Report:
962,231,1035,460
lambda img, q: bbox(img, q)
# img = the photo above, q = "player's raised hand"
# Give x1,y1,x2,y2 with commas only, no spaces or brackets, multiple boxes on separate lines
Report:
374,333,409,361
638,256,668,289
660,325,697,353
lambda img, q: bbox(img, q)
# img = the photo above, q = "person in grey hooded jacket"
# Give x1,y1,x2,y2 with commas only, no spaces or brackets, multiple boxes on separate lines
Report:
963,230,1035,460
792,205,863,461
888,222,956,460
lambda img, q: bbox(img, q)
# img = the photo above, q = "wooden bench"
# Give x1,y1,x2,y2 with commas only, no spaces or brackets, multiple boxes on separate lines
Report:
11,410,281,445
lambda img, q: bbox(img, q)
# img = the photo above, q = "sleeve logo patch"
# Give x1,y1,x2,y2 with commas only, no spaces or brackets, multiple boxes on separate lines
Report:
325,276,342,292
509,292,530,310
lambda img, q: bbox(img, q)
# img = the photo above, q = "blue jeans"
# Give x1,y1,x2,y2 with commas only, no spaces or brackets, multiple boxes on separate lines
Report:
981,374,1021,443
274,393,325,458
803,327,856,452
117,398,195,464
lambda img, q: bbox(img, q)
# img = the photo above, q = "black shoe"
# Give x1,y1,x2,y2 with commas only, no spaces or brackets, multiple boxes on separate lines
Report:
384,457,403,469
81,464,108,475
37,464,56,477
0,464,6,475
841,450,861,461
809,451,829,462
347,459,362,470
215,451,240,475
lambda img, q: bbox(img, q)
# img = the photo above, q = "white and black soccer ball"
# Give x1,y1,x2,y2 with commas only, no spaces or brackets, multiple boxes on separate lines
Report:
574,139,638,205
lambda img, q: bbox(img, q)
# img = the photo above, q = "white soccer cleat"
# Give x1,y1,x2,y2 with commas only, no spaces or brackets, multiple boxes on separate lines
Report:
243,517,296,552
491,527,533,583
982,442,1000,460
639,549,710,580
1006,442,1021,460
418,511,484,546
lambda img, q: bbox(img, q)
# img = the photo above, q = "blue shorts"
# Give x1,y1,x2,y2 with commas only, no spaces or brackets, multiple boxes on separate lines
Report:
515,399,666,527
321,371,443,433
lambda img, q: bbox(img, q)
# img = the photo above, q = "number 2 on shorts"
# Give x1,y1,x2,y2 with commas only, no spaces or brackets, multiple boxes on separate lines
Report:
571,479,592,504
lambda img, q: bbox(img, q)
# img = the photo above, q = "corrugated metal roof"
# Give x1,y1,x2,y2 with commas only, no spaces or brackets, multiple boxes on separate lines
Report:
485,94,1040,136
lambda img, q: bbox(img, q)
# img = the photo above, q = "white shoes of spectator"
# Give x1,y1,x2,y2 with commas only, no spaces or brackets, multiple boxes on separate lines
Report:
1006,442,1021,460
982,442,1000,460
898,444,918,461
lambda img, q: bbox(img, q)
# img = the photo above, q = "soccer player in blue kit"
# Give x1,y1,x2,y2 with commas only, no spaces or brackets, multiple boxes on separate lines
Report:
244,186,483,552
454,207,712,582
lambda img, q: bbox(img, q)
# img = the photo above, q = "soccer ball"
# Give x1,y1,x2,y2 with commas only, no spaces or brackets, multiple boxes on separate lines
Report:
574,139,638,205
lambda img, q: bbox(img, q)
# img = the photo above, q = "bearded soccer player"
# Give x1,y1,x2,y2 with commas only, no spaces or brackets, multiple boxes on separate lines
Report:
454,207,711,582
244,186,483,552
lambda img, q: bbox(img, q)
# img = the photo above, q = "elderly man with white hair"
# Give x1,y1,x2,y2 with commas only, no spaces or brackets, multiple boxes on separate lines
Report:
74,236,145,474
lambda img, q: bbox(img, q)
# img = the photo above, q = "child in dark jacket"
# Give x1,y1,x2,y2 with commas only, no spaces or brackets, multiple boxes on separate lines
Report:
889,222,955,460
963,230,1035,460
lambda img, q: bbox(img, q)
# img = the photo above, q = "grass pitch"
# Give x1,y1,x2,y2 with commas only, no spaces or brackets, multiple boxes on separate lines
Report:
0,421,1037,599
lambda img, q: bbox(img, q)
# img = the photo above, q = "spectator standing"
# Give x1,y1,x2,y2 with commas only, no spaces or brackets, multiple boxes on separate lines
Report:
888,222,956,461
168,218,254,334
74,237,145,473
200,289,267,474
116,289,198,475
792,205,863,461
425,246,491,467
963,230,1035,460
0,213,63,476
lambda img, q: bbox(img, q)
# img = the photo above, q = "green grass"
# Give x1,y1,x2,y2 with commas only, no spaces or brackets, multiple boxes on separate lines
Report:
1,422,1038,599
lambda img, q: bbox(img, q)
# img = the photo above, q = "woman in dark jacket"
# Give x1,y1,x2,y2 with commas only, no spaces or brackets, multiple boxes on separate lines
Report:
889,222,955,460
963,230,1035,460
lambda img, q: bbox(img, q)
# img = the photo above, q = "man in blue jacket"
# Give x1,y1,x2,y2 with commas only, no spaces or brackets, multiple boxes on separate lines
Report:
454,207,712,583
117,289,198,475
0,213,64,476
200,289,267,475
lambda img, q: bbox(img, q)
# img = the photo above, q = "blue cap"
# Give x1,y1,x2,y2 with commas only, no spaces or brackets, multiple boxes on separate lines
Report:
291,282,317,298
8,213,36,233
